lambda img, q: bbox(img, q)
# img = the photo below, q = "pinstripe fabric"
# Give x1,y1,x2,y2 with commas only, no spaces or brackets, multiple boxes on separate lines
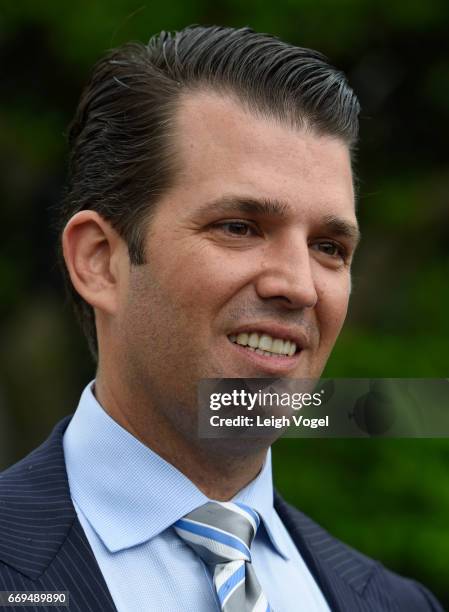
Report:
0,416,116,612
0,416,444,612
274,495,445,612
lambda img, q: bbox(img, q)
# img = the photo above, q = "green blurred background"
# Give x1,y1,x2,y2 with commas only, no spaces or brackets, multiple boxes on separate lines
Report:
1,0,448,605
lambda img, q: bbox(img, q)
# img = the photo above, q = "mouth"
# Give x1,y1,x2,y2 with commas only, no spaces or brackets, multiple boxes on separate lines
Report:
228,331,298,357
226,329,304,374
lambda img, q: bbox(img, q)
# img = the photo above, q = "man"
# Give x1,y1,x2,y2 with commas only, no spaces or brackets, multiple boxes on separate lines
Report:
0,25,443,611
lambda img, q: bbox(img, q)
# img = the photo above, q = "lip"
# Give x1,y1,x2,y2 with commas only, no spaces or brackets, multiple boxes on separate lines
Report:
227,336,303,375
227,322,310,350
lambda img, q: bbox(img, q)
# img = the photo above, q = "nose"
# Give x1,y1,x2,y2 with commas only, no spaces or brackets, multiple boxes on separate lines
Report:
254,237,318,309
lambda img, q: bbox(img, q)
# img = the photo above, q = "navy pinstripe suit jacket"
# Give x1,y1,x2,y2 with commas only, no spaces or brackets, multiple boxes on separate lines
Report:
0,416,444,611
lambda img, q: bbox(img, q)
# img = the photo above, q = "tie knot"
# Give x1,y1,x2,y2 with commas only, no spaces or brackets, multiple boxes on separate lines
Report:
174,501,260,565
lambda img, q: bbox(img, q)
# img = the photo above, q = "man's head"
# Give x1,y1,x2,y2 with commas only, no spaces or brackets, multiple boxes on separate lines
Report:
59,25,359,359
60,26,360,453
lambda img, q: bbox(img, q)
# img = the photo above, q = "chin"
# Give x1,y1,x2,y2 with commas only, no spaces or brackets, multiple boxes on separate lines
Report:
195,435,275,457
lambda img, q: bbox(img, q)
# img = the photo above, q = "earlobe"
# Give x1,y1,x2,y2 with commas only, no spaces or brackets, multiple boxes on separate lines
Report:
62,211,121,315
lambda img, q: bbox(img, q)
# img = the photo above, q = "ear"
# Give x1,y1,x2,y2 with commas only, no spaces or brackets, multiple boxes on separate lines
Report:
62,211,128,315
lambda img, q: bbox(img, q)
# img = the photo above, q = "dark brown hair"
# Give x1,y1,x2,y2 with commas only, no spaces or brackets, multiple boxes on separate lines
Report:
57,25,360,361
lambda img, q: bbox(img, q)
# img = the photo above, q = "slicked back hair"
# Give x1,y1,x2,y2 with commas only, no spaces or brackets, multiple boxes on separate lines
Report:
57,25,360,361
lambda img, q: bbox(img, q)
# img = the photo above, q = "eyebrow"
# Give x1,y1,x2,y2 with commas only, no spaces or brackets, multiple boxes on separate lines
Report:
197,195,361,245
198,196,291,219
320,214,361,246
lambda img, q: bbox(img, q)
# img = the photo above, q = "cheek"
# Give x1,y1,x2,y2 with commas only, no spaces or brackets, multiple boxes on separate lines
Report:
161,242,256,311
316,274,351,340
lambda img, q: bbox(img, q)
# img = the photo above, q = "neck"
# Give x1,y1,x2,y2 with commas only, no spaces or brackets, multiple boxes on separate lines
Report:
94,376,268,501
151,438,268,500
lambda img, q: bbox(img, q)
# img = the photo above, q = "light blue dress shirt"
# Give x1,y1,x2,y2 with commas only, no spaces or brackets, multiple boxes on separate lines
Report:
63,381,330,612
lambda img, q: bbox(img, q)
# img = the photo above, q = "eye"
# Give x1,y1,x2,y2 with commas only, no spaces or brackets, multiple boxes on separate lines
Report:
312,241,347,260
213,221,259,237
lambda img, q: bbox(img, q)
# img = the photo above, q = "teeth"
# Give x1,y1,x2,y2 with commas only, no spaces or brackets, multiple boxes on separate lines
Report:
272,338,284,354
248,332,259,348
229,332,297,356
259,334,272,351
236,333,248,345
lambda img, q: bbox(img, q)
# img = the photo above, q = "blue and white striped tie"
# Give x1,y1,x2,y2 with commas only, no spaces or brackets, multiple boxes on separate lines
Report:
174,501,272,612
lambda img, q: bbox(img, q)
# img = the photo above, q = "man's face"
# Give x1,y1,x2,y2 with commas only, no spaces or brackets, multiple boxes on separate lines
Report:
114,91,358,430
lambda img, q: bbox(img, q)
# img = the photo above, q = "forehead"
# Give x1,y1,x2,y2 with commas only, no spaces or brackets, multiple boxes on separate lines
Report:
171,89,355,220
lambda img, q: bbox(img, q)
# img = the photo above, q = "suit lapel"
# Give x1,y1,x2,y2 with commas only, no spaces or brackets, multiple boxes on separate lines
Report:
0,416,117,612
274,491,378,611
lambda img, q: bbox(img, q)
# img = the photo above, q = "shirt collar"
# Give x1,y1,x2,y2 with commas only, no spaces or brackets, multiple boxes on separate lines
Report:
232,450,289,559
63,380,288,559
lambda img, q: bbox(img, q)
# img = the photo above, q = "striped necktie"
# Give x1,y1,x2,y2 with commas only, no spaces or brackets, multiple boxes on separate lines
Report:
174,501,272,612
